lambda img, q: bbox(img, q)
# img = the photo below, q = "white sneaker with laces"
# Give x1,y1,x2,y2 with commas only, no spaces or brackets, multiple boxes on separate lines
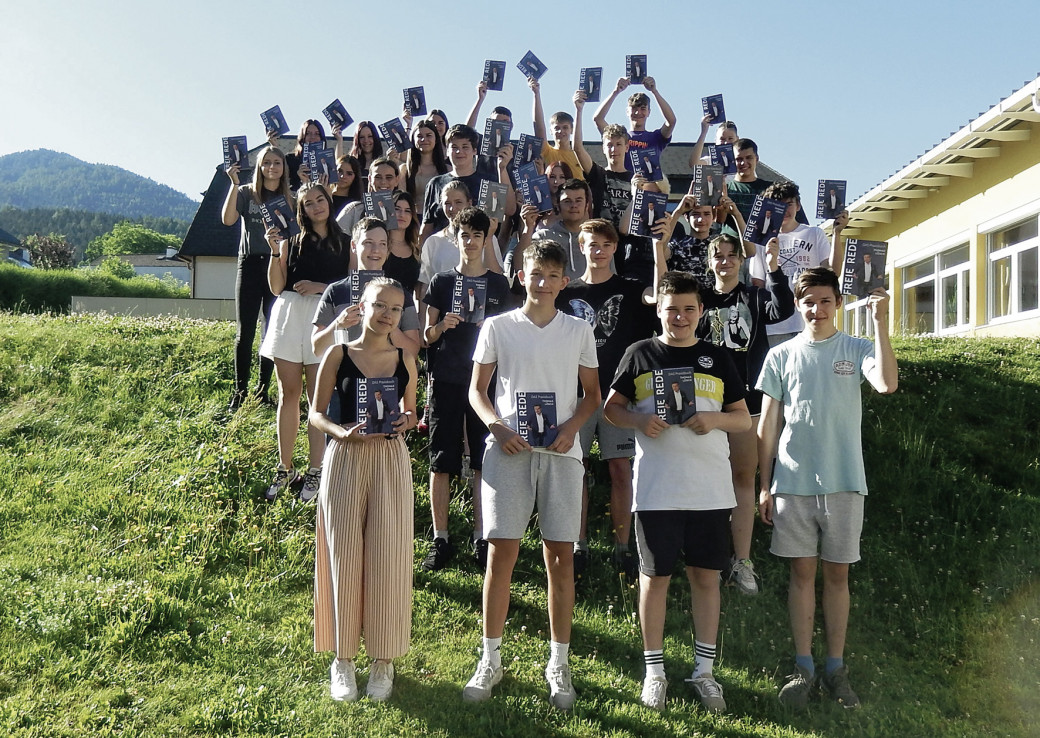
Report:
463,659,503,702
729,557,760,595
366,661,394,702
545,664,577,710
689,673,726,714
330,658,358,701
299,467,322,502
641,674,668,711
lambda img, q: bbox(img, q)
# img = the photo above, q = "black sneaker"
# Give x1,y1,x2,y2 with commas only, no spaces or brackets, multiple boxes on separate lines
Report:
573,548,589,583
612,546,638,582
421,537,454,571
473,538,489,569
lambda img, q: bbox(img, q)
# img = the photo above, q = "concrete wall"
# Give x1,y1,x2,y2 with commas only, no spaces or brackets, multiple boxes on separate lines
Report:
192,255,237,300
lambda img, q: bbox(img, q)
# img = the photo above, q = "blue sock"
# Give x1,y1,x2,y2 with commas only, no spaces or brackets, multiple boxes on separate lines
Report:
795,654,815,676
825,656,844,675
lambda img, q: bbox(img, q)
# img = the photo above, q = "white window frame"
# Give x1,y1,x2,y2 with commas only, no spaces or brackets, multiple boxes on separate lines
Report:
900,244,971,335
985,215,1039,323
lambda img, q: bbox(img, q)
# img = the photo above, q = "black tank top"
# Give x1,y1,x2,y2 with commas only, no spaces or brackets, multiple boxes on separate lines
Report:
334,347,409,424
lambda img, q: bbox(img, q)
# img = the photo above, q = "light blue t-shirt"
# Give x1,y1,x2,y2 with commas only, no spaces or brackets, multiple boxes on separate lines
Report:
756,331,876,496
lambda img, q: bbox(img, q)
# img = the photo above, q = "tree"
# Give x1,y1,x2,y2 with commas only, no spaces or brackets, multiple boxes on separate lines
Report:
23,233,75,270
85,221,181,262
95,255,137,280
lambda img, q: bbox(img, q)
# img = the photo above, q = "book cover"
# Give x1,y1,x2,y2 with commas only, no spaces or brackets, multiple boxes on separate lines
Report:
483,60,506,91
516,391,558,447
478,179,508,221
403,86,427,116
626,54,647,83
300,140,326,162
260,105,289,136
519,172,552,212
628,189,669,237
512,161,536,193
480,118,513,156
628,147,663,182
259,195,299,240
579,67,603,102
841,239,888,299
816,179,847,219
512,133,543,169
451,274,489,324
356,376,400,436
308,147,339,184
742,195,787,245
652,367,697,425
702,94,726,125
322,99,353,130
517,50,547,80
222,135,248,171
378,118,409,154
363,191,398,229
691,164,724,206
348,269,384,306
708,143,736,175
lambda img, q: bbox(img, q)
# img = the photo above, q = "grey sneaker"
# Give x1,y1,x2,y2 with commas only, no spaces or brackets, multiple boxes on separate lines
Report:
689,674,726,714
299,467,322,502
463,659,503,702
545,664,577,710
729,557,760,595
366,661,394,702
330,658,358,702
778,664,817,709
821,665,860,709
640,674,668,711
265,465,298,502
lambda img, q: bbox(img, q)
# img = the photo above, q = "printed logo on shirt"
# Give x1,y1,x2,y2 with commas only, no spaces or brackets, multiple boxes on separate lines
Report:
833,360,855,376
697,355,714,369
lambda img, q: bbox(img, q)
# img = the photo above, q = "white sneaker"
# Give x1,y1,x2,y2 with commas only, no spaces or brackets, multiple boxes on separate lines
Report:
463,659,503,702
545,664,576,711
641,674,668,711
366,661,394,702
689,674,726,714
299,467,322,502
729,557,760,595
330,658,358,701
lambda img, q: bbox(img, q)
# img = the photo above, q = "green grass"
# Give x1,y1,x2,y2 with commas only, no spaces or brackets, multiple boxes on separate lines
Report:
0,313,1038,736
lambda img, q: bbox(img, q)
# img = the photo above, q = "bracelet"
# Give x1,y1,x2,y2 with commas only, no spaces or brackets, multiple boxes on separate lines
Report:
270,253,281,258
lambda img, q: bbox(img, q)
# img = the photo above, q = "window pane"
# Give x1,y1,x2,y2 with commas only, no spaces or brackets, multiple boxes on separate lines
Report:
904,257,935,282
903,281,935,333
941,274,959,329
962,272,971,326
1020,246,1038,312
991,255,1011,318
992,219,1038,250
940,244,969,269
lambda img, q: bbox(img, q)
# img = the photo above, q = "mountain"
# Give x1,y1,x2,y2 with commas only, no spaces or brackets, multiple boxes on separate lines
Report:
0,149,200,222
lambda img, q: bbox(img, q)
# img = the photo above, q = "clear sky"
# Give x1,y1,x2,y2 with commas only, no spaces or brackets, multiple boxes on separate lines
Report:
3,0,1039,216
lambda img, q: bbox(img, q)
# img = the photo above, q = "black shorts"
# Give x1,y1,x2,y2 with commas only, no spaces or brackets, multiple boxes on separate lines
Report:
428,380,488,475
634,508,731,576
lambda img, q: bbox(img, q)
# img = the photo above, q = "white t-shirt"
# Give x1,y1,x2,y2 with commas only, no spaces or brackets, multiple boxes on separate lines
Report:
749,223,831,335
472,308,598,461
419,230,502,285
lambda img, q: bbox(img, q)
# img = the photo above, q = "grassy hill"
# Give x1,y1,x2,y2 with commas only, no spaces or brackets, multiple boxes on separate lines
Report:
0,313,1037,737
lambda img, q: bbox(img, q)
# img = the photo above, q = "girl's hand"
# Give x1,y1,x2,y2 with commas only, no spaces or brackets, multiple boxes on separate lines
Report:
226,162,241,185
265,226,285,248
337,420,368,444
391,410,413,433
266,129,280,147
402,107,413,131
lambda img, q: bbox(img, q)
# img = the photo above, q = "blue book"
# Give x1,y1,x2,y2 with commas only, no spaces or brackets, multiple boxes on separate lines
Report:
517,50,547,81
222,136,248,171
626,54,647,84
452,274,489,324
841,239,888,299
403,86,427,116
259,195,299,240
481,118,513,156
357,376,400,436
512,133,543,169
516,391,558,447
378,118,409,154
518,169,552,212
483,60,506,91
702,94,726,125
692,164,724,206
322,99,353,131
363,191,398,229
347,269,384,305
817,179,847,220
629,148,663,182
308,147,338,184
653,367,697,425
708,143,736,175
628,189,668,237
579,67,603,102
260,105,289,136
478,179,508,222
742,196,787,246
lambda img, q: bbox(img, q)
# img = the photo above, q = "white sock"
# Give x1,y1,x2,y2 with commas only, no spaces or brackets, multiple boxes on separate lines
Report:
434,530,449,542
693,640,716,678
482,637,502,668
548,640,569,669
644,649,665,679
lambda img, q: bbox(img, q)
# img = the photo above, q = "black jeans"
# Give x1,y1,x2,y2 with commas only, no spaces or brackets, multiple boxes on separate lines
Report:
234,254,275,398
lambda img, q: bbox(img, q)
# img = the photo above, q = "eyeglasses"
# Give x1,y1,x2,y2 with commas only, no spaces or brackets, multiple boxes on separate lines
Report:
367,300,404,316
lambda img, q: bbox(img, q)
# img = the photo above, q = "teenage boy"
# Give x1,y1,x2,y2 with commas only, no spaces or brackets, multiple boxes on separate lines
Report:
593,77,677,169
726,138,771,222
520,179,593,281
531,79,585,181
604,271,752,713
749,181,831,345
689,118,740,168
557,219,656,581
464,241,600,710
422,207,513,571
757,268,898,710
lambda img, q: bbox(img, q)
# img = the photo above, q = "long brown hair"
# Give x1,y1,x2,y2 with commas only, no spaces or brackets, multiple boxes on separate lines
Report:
251,146,292,205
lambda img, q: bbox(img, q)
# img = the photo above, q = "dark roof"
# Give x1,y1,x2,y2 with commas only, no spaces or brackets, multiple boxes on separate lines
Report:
178,166,240,259
0,226,19,246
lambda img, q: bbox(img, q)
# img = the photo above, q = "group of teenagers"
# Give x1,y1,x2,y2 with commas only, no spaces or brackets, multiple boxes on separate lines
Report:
219,71,899,714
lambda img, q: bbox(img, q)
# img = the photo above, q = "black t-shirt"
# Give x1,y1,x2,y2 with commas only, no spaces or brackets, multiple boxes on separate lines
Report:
384,252,420,299
335,348,410,425
611,338,745,409
423,269,512,383
422,170,486,232
285,233,352,289
557,274,656,390
667,234,714,292
585,163,633,229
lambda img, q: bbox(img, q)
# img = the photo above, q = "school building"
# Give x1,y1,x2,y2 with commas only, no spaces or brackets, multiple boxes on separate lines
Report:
836,73,1040,338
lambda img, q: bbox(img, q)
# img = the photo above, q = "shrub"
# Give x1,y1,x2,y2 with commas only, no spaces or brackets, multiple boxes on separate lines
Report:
0,262,188,313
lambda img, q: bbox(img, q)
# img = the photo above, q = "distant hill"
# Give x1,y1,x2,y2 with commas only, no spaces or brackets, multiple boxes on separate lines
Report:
0,205,189,251
0,149,200,222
